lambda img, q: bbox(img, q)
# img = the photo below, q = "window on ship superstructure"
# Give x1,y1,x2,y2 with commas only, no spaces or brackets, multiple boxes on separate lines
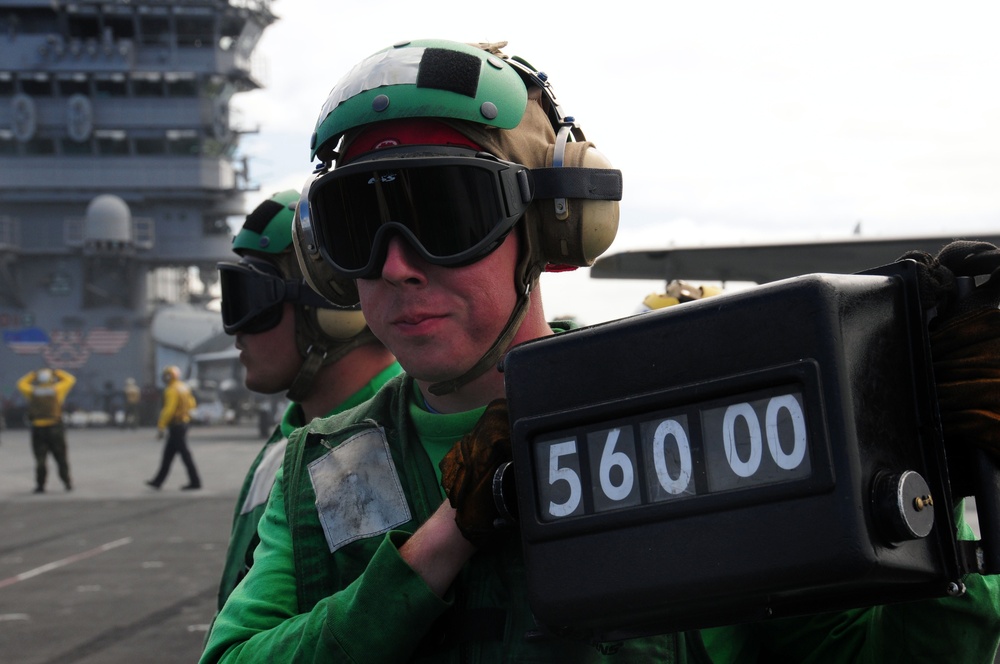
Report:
176,15,214,48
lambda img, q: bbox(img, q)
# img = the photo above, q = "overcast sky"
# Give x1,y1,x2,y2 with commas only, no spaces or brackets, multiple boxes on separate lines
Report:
232,0,1000,325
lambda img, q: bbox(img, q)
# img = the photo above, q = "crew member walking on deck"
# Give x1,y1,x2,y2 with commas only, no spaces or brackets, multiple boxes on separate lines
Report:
146,366,201,490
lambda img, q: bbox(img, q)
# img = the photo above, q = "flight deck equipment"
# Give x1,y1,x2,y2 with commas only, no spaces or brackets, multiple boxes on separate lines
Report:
501,258,999,642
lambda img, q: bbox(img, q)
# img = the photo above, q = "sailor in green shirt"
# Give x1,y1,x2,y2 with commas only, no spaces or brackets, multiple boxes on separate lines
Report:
213,190,400,610
202,40,1000,662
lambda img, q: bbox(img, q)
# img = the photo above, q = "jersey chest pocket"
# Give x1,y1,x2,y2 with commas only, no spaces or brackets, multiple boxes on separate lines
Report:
308,428,412,553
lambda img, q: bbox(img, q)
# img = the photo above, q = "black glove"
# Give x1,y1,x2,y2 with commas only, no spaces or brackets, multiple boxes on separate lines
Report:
901,241,1000,464
439,399,515,548
930,306,1000,463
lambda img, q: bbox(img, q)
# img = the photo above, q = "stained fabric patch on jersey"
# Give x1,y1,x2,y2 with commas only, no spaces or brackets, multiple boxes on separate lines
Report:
308,428,411,553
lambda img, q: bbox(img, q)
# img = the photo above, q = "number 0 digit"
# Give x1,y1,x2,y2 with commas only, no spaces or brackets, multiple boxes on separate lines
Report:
766,395,807,470
652,419,692,494
722,403,762,478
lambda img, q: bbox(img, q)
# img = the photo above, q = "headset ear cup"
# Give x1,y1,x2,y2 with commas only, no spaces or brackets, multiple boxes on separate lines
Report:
536,142,620,266
315,308,368,341
292,211,360,306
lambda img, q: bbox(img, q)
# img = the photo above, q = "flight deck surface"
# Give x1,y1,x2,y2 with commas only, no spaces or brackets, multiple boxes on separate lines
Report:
0,423,261,664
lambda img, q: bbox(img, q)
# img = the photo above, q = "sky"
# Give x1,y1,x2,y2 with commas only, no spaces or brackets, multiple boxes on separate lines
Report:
231,0,1000,325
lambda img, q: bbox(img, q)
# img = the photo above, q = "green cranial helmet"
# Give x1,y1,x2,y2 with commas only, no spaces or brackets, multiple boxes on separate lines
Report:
227,190,375,402
232,189,299,256
310,39,528,162
299,39,623,396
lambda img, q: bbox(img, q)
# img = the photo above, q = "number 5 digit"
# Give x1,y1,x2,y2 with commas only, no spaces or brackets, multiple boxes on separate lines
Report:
548,441,582,518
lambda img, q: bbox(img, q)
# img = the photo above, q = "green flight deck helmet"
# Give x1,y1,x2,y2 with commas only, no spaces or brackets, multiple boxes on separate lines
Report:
294,40,623,394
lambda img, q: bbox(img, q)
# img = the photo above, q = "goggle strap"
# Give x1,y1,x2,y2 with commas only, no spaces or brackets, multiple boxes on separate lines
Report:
551,124,571,218
427,286,532,396
286,280,344,310
530,167,623,201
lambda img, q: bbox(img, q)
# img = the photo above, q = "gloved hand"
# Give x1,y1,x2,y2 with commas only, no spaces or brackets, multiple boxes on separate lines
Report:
902,241,1000,465
439,399,515,548
156,429,165,441
930,306,1000,463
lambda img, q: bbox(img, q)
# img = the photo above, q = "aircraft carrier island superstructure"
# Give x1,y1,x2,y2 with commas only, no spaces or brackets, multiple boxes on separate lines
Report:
0,0,276,423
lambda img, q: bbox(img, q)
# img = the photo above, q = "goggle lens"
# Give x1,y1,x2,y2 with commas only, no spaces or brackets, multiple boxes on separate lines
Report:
306,150,530,279
219,262,286,335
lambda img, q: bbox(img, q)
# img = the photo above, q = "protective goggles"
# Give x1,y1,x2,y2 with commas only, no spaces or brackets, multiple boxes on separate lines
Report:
299,146,533,279
218,258,332,334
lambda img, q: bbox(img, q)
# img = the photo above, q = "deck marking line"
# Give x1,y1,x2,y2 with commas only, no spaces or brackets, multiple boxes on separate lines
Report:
0,537,133,589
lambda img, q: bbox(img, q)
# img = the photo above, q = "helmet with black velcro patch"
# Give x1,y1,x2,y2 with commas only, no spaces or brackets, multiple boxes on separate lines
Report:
310,39,528,163
297,39,622,395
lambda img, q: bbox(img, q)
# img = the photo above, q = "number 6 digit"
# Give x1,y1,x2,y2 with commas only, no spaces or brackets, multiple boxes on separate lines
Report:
599,428,634,501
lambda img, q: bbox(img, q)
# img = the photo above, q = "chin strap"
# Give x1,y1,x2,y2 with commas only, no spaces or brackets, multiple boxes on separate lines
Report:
428,286,532,396
286,345,327,403
286,327,380,402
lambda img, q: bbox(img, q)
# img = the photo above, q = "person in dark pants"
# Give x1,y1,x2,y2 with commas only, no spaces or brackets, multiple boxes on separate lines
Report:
123,377,141,429
17,367,76,493
146,365,201,490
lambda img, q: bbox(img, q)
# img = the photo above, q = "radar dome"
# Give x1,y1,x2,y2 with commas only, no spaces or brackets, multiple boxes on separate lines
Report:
84,194,133,243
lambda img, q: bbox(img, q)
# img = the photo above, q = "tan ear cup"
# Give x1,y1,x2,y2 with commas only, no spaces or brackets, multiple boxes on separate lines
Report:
315,308,368,341
537,142,620,266
291,206,360,306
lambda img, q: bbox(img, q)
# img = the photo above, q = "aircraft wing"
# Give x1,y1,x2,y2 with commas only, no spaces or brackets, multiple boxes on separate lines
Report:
590,234,1000,284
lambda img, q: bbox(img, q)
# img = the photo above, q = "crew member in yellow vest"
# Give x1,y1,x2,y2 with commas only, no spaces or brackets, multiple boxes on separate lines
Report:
640,280,724,311
146,366,201,490
17,367,76,493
